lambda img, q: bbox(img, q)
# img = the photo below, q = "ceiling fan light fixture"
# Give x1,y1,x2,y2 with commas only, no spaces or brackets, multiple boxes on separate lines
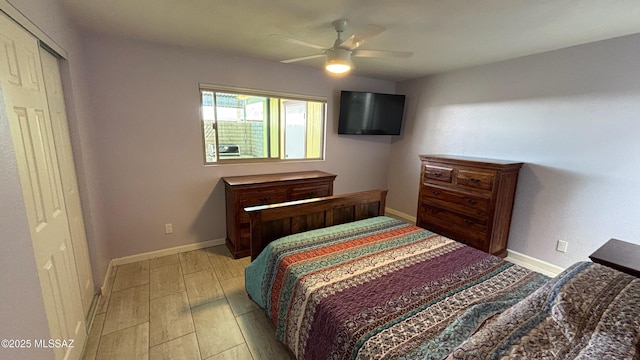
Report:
325,48,353,74
325,62,351,74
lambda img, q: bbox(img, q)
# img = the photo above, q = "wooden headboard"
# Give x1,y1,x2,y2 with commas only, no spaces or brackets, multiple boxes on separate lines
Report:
244,189,388,260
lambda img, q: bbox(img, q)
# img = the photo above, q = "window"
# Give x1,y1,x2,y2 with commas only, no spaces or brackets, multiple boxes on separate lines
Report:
200,85,326,164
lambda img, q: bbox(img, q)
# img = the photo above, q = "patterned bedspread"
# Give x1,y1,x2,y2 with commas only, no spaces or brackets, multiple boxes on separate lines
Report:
446,261,640,360
245,216,548,359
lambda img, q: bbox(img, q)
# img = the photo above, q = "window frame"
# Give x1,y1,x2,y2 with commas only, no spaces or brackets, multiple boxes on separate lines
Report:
199,84,327,165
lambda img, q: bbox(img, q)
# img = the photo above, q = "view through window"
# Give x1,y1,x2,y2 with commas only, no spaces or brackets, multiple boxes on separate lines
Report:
200,86,326,164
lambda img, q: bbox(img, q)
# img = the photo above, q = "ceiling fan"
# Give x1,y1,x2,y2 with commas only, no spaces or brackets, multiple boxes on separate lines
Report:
271,20,413,74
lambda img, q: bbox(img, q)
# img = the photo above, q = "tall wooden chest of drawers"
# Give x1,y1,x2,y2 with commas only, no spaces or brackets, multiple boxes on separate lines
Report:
223,171,337,258
416,155,522,257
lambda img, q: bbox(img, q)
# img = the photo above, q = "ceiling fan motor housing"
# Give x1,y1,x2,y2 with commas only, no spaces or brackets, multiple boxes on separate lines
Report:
325,48,354,73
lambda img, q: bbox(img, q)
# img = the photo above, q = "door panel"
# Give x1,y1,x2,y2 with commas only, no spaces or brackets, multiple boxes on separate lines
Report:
41,47,95,318
0,32,22,85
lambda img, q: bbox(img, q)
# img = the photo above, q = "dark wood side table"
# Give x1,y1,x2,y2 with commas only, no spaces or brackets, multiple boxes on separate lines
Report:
589,238,640,277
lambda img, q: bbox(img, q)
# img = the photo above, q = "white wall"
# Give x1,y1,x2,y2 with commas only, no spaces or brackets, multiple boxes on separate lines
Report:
389,33,640,269
81,32,396,277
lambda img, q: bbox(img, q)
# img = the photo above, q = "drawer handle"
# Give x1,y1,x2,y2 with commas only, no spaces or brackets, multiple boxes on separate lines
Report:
463,219,474,225
432,172,442,177
307,191,317,197
469,178,481,183
431,190,440,196
259,197,270,204
465,198,477,205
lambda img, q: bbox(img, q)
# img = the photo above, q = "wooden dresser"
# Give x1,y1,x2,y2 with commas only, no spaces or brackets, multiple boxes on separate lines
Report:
223,171,337,258
416,155,523,257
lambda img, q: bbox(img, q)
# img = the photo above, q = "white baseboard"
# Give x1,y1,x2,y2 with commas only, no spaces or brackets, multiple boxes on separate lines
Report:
385,207,416,224
506,249,565,277
100,259,115,295
100,238,226,294
110,238,226,267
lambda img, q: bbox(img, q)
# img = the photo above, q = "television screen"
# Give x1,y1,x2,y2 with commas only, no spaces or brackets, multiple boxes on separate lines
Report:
338,91,406,135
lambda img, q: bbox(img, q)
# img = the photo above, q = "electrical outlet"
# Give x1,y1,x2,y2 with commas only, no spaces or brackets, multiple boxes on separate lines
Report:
556,240,568,253
165,223,173,234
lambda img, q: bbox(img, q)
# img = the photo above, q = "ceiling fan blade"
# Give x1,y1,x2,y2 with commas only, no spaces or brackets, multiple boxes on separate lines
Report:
338,24,385,50
352,49,414,58
269,34,327,50
281,54,325,64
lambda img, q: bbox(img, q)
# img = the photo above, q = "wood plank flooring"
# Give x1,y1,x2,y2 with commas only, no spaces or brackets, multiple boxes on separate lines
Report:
82,245,292,360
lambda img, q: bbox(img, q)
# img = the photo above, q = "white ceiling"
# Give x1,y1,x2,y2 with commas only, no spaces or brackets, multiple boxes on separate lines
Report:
61,0,640,81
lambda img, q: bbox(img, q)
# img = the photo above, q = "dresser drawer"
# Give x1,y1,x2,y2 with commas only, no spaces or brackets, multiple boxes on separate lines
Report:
456,170,495,191
290,182,332,200
238,188,288,223
418,205,487,249
423,164,453,184
420,185,490,217
238,188,288,208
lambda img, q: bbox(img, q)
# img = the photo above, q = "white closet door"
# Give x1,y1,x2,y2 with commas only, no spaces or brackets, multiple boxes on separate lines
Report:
0,13,86,360
40,48,95,318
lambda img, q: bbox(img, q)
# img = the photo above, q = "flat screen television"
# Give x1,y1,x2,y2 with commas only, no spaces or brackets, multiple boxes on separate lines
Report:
338,91,406,135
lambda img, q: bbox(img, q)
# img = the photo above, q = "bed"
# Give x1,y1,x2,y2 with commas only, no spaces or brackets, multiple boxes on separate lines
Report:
244,190,640,359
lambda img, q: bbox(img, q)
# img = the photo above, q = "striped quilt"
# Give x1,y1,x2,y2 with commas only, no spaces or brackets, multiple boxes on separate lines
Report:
446,261,640,359
245,216,548,359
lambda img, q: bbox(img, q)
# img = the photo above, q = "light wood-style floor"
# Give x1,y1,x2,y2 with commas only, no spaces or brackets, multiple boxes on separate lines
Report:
82,245,294,360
